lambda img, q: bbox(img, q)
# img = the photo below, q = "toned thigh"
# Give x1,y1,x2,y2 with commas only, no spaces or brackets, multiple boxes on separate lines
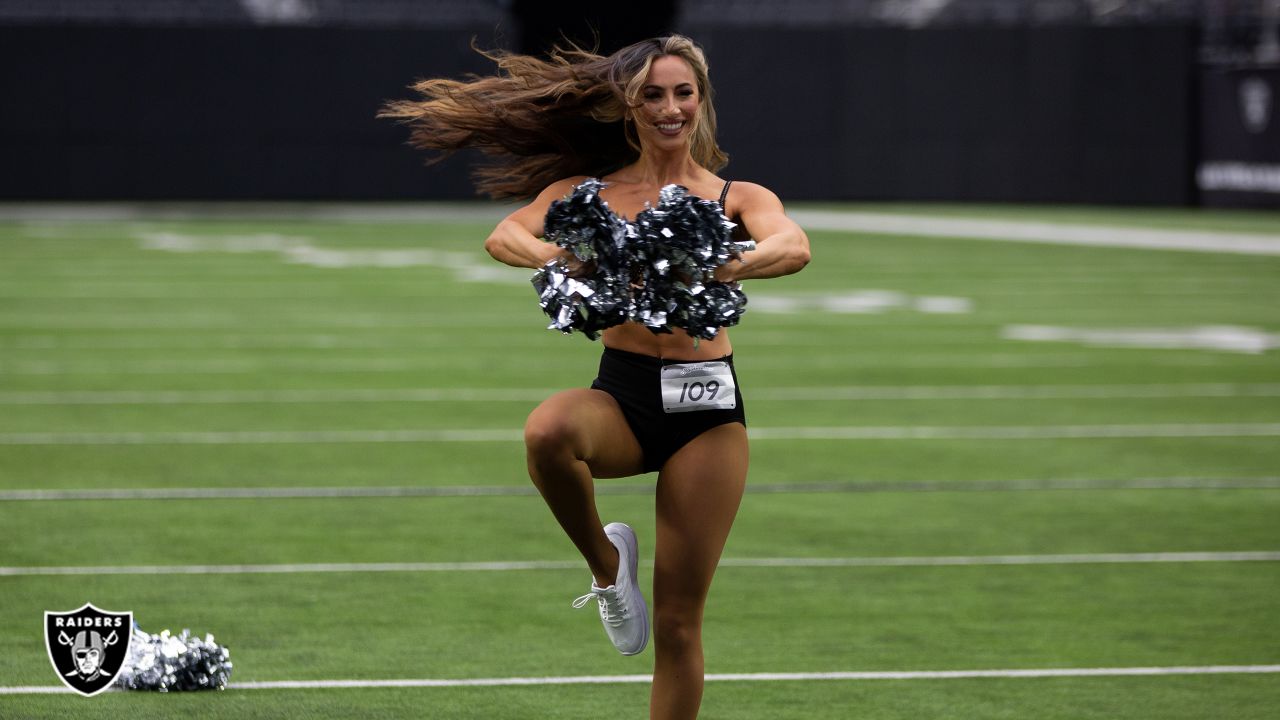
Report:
524,388,646,479
651,422,749,608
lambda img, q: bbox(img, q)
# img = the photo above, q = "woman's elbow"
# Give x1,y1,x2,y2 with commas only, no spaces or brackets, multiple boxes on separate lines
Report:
794,246,811,270
790,236,812,272
483,232,505,261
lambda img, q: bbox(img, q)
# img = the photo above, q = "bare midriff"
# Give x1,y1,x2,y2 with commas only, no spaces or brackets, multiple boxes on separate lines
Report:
601,323,733,362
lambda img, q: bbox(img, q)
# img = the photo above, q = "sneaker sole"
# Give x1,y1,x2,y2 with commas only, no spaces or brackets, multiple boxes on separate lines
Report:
605,522,649,656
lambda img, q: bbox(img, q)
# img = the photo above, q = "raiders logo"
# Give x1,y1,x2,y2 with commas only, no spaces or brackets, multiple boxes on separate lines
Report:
44,603,133,697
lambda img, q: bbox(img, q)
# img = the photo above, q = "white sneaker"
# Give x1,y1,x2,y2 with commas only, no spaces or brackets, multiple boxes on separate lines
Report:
571,522,649,656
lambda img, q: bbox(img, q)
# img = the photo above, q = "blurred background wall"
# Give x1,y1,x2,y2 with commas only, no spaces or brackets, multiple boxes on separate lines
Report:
1,0,1276,207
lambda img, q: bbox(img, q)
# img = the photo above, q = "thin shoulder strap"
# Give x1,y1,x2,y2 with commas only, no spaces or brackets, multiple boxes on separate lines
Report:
718,180,733,207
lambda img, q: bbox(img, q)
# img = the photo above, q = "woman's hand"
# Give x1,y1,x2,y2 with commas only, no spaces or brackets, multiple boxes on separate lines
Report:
553,248,598,278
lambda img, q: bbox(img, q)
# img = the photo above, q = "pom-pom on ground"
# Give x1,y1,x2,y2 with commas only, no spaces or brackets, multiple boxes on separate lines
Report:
116,623,232,692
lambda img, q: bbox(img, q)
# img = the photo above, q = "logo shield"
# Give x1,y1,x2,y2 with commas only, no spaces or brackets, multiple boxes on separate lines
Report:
44,603,133,697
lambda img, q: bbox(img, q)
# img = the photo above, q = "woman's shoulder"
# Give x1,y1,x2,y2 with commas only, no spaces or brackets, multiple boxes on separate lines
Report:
530,175,596,203
721,179,776,198
549,175,595,191
720,180,783,213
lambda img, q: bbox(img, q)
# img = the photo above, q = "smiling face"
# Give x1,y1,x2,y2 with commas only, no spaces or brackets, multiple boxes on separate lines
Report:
606,35,727,172
632,55,701,151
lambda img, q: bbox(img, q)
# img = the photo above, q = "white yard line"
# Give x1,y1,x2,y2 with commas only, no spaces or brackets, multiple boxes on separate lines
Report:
0,201,511,223
0,429,523,445
2,383,1277,405
0,388,559,405
0,333,560,351
3,477,1278,502
0,485,542,501
756,383,1280,400
718,552,1280,568
2,551,1276,577
3,424,1279,446
0,314,525,331
1003,324,1280,354
747,424,1280,440
790,211,1280,255
3,664,1279,693
0,353,1256,374
7,203,1279,254
0,358,515,375
0,560,582,576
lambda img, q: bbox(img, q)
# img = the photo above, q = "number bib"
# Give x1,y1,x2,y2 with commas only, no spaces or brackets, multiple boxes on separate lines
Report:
660,361,737,414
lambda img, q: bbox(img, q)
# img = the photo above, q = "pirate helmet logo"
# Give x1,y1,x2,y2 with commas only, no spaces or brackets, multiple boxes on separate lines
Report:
44,603,133,697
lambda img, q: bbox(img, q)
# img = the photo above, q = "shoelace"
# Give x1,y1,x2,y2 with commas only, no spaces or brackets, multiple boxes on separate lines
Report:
572,588,629,627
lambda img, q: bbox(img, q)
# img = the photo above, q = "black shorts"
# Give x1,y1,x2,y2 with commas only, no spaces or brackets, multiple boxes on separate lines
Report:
591,347,747,473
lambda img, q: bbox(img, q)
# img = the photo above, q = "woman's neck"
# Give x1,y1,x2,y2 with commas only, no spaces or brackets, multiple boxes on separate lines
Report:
619,148,705,188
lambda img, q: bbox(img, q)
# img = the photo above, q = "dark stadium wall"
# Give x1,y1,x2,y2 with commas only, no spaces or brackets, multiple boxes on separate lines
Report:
1,25,496,201
1196,66,1280,208
692,25,1196,205
0,24,1195,204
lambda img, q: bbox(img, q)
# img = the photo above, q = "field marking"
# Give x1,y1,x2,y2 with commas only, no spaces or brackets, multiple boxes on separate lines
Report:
0,313,527,331
751,290,973,315
757,383,1280,400
4,424,1280,446
0,353,1258,374
3,383,1278,406
0,388,557,405
0,333,573,351
138,231,531,283
7,202,1279,254
2,551,1277,577
0,201,511,223
790,210,1280,255
3,477,1278,502
0,429,521,445
3,664,1279,693
0,357,524,376
0,324,1263,351
747,424,1280,441
1004,324,1280,354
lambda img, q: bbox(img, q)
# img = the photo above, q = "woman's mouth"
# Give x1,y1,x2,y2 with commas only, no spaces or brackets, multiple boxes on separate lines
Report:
656,120,684,136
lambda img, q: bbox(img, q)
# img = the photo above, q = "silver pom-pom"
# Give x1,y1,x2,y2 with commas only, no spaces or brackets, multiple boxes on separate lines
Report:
116,623,232,692
532,178,634,340
534,180,755,340
632,184,754,340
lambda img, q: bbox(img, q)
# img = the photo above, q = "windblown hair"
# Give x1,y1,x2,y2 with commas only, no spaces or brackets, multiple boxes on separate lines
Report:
378,35,728,200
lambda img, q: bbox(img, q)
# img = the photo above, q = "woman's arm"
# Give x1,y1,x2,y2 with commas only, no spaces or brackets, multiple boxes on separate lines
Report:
713,182,811,282
484,177,586,269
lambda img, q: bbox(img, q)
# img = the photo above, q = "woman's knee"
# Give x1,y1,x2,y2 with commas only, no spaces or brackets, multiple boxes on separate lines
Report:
524,404,585,464
522,389,601,461
653,606,703,655
523,390,643,479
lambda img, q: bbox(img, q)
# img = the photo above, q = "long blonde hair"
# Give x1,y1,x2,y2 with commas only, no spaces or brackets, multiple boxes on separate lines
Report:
378,35,728,200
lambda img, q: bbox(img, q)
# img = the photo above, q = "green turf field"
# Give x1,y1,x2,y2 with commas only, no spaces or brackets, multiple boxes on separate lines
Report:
1,203,1278,718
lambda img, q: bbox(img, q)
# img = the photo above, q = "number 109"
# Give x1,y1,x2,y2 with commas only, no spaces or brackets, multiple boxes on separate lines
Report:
679,380,720,403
